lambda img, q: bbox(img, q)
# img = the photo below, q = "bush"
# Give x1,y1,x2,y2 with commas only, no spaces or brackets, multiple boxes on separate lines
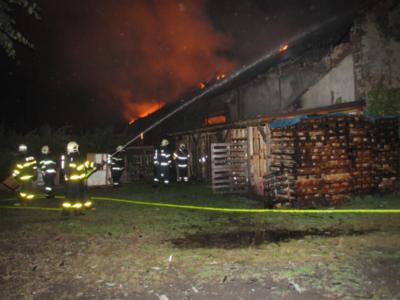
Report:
367,84,400,116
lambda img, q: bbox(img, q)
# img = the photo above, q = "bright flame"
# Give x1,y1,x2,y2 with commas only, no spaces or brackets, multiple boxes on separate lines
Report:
280,43,289,53
216,73,226,80
198,82,206,89
125,99,165,124
119,88,165,123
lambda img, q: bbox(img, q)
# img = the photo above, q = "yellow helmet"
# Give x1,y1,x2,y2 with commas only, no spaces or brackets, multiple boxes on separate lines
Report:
18,144,27,153
67,141,79,154
41,145,50,154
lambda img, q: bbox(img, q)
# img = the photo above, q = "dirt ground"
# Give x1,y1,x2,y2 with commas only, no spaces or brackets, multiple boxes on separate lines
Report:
0,183,399,299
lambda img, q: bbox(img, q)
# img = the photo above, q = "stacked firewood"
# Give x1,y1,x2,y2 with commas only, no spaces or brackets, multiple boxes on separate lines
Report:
319,116,353,204
297,116,353,206
348,116,374,194
296,118,326,206
265,115,399,207
373,118,399,191
269,126,297,201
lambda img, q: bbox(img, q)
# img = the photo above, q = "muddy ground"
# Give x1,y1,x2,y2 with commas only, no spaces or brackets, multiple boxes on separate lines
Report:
0,184,399,299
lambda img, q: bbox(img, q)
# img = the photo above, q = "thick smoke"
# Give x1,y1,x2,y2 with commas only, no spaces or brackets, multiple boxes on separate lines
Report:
48,0,236,122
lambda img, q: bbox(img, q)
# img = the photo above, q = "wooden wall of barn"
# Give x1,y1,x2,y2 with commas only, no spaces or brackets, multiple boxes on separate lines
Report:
173,114,399,207
174,125,272,194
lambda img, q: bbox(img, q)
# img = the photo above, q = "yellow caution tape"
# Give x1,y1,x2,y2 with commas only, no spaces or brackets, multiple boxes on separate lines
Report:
0,195,399,214
91,196,400,214
0,205,61,211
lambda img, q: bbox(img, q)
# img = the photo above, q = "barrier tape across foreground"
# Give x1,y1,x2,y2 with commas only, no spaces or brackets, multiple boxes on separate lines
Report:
0,195,399,214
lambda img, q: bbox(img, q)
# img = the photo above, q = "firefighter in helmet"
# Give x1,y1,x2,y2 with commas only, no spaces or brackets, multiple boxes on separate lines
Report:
39,145,57,198
153,139,172,185
108,145,125,187
174,143,190,183
11,144,37,202
62,141,95,215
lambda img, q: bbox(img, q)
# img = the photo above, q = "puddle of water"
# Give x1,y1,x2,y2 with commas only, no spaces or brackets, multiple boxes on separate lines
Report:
170,228,372,249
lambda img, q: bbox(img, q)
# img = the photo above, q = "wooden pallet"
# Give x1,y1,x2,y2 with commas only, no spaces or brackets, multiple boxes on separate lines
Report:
211,142,248,193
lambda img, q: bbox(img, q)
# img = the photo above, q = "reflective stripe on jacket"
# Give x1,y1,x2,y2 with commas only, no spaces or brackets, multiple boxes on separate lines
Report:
12,155,37,181
153,148,171,167
175,149,190,168
39,154,57,174
64,154,95,181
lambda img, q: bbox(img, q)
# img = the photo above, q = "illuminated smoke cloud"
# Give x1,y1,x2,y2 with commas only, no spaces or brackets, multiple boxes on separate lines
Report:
54,0,236,122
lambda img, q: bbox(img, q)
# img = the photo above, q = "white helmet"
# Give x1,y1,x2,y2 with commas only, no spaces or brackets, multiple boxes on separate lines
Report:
161,139,169,147
179,143,186,149
116,145,124,152
67,141,79,154
41,145,50,154
18,144,27,153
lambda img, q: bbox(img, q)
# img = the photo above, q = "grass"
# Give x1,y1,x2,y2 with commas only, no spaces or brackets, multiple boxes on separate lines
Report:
0,182,399,298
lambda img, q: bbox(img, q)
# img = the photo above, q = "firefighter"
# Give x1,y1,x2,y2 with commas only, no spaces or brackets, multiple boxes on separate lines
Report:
62,141,95,215
174,143,190,182
11,144,37,202
153,139,172,185
39,145,57,198
108,145,125,187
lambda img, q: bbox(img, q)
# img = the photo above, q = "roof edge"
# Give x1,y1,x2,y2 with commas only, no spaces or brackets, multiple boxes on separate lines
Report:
170,100,365,136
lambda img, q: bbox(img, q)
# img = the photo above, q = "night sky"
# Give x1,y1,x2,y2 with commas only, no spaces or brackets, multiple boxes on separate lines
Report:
1,0,364,132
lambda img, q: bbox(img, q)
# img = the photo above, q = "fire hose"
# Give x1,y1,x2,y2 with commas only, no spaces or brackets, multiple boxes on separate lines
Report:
1,195,400,214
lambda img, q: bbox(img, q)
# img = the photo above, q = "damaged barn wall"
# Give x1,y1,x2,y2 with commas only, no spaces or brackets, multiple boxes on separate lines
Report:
167,1,399,136
300,54,356,108
353,2,400,99
218,62,329,121
203,2,400,123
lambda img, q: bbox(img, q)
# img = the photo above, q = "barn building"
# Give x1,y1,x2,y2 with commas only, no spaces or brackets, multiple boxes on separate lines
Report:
129,1,400,207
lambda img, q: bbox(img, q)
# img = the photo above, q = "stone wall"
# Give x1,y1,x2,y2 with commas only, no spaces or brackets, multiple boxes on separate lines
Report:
353,1,400,99
300,54,356,109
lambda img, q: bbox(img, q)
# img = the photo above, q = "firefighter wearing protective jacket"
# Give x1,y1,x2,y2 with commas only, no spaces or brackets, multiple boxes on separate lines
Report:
108,145,125,187
153,139,172,185
12,144,37,202
62,141,95,215
39,145,56,198
174,143,190,182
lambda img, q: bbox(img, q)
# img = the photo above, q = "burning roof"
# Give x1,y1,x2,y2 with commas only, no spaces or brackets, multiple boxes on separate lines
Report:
128,10,359,139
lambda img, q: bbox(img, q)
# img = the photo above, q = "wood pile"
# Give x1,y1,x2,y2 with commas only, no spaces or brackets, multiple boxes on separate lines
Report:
269,126,297,202
265,115,399,207
373,118,399,191
348,116,374,194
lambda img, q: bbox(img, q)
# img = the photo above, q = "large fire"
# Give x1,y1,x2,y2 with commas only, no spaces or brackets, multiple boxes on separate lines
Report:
125,101,165,124
57,0,236,122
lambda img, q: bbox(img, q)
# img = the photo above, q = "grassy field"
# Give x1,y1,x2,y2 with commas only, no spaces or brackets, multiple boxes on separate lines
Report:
0,183,399,299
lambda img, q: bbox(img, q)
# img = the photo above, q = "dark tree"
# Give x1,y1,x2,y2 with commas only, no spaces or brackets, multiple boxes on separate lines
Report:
0,0,40,59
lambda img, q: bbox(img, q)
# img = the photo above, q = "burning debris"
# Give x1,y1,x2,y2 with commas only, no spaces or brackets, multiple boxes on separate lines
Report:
216,73,226,80
279,43,289,53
